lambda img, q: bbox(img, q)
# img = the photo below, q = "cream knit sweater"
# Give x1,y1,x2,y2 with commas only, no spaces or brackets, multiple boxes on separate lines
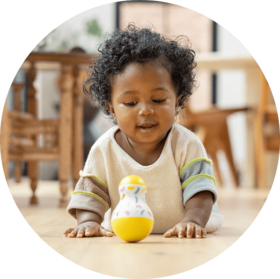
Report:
67,123,223,234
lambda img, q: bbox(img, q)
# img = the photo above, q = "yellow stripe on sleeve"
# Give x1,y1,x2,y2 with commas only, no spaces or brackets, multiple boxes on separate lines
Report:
79,170,107,187
72,190,109,210
182,174,216,189
180,158,212,175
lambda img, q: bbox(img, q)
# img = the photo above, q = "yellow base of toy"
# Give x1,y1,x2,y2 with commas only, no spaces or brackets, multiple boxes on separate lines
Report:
111,217,154,242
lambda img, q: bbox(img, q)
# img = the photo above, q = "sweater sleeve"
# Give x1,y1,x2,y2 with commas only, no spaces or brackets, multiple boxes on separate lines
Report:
178,134,217,207
66,140,110,222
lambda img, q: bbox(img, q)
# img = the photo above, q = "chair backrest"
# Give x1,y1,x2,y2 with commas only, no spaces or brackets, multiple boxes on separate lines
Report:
11,83,25,112
260,74,278,116
259,74,279,151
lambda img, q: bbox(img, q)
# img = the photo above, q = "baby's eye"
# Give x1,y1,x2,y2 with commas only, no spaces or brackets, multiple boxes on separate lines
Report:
124,102,137,106
153,99,167,103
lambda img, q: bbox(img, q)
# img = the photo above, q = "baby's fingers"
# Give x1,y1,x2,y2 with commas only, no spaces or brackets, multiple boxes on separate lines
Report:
84,226,113,237
186,223,206,238
63,228,74,236
178,227,186,238
68,228,79,238
77,228,86,238
186,223,195,238
99,227,114,237
202,228,207,238
163,227,176,238
84,226,100,237
195,226,202,238
195,226,207,238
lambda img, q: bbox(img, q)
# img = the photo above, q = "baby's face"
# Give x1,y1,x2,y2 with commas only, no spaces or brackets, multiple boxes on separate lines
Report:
108,61,178,145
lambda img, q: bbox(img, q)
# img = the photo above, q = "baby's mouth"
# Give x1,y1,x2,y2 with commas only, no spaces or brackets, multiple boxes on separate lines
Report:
138,124,157,130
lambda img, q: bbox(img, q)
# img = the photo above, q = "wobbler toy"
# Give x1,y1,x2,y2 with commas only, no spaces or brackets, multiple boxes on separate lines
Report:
111,175,154,242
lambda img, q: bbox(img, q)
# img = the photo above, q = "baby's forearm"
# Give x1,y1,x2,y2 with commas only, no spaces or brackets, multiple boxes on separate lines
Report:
76,209,102,225
183,191,213,228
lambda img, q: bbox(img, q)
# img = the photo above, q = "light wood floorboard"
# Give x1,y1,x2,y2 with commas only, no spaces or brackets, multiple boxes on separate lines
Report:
8,179,269,278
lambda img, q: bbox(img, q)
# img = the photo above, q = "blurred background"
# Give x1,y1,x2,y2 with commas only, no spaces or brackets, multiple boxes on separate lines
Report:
1,0,279,202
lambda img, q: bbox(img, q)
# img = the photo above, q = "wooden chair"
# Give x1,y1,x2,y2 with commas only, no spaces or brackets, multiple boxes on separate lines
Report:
178,106,250,187
1,84,36,180
254,74,280,188
1,82,61,204
1,66,76,206
1,52,97,205
7,83,27,183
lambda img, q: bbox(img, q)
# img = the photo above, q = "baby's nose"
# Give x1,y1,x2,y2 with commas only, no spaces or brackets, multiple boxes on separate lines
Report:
139,103,154,115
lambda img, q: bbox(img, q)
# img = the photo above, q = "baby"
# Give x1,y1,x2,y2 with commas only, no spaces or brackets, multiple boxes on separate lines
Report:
64,23,223,239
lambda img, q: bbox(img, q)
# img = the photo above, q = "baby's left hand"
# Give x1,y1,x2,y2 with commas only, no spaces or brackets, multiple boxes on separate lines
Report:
163,221,207,239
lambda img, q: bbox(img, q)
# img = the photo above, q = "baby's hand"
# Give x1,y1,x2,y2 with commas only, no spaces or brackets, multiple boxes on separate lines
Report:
63,221,114,238
163,221,207,239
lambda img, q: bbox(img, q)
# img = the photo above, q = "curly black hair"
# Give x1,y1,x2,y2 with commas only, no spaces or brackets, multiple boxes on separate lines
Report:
84,23,197,117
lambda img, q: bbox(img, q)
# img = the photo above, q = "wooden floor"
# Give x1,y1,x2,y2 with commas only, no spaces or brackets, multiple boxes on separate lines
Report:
8,178,270,279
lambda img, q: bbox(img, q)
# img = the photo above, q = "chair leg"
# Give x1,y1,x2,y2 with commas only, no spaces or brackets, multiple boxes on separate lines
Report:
28,161,38,204
58,64,74,206
0,102,10,180
71,73,84,190
59,181,69,207
202,125,223,186
209,150,223,186
253,111,266,188
15,161,22,183
27,63,39,203
220,121,239,187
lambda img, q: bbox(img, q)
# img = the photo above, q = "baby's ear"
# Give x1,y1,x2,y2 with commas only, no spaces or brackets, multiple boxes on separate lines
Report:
107,103,116,118
106,103,112,113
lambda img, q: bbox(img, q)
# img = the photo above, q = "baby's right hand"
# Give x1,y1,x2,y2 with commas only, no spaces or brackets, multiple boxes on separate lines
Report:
63,221,114,238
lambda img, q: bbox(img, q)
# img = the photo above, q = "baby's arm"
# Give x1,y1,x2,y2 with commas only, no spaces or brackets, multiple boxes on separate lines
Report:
64,172,112,238
64,209,113,238
163,191,213,238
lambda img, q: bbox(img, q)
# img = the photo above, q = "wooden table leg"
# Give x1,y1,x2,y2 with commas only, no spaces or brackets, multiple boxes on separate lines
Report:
202,126,224,186
71,66,83,189
12,83,25,183
253,109,266,188
220,120,239,186
0,101,10,180
58,64,73,206
203,120,239,187
209,149,223,186
27,64,38,204
245,68,263,188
